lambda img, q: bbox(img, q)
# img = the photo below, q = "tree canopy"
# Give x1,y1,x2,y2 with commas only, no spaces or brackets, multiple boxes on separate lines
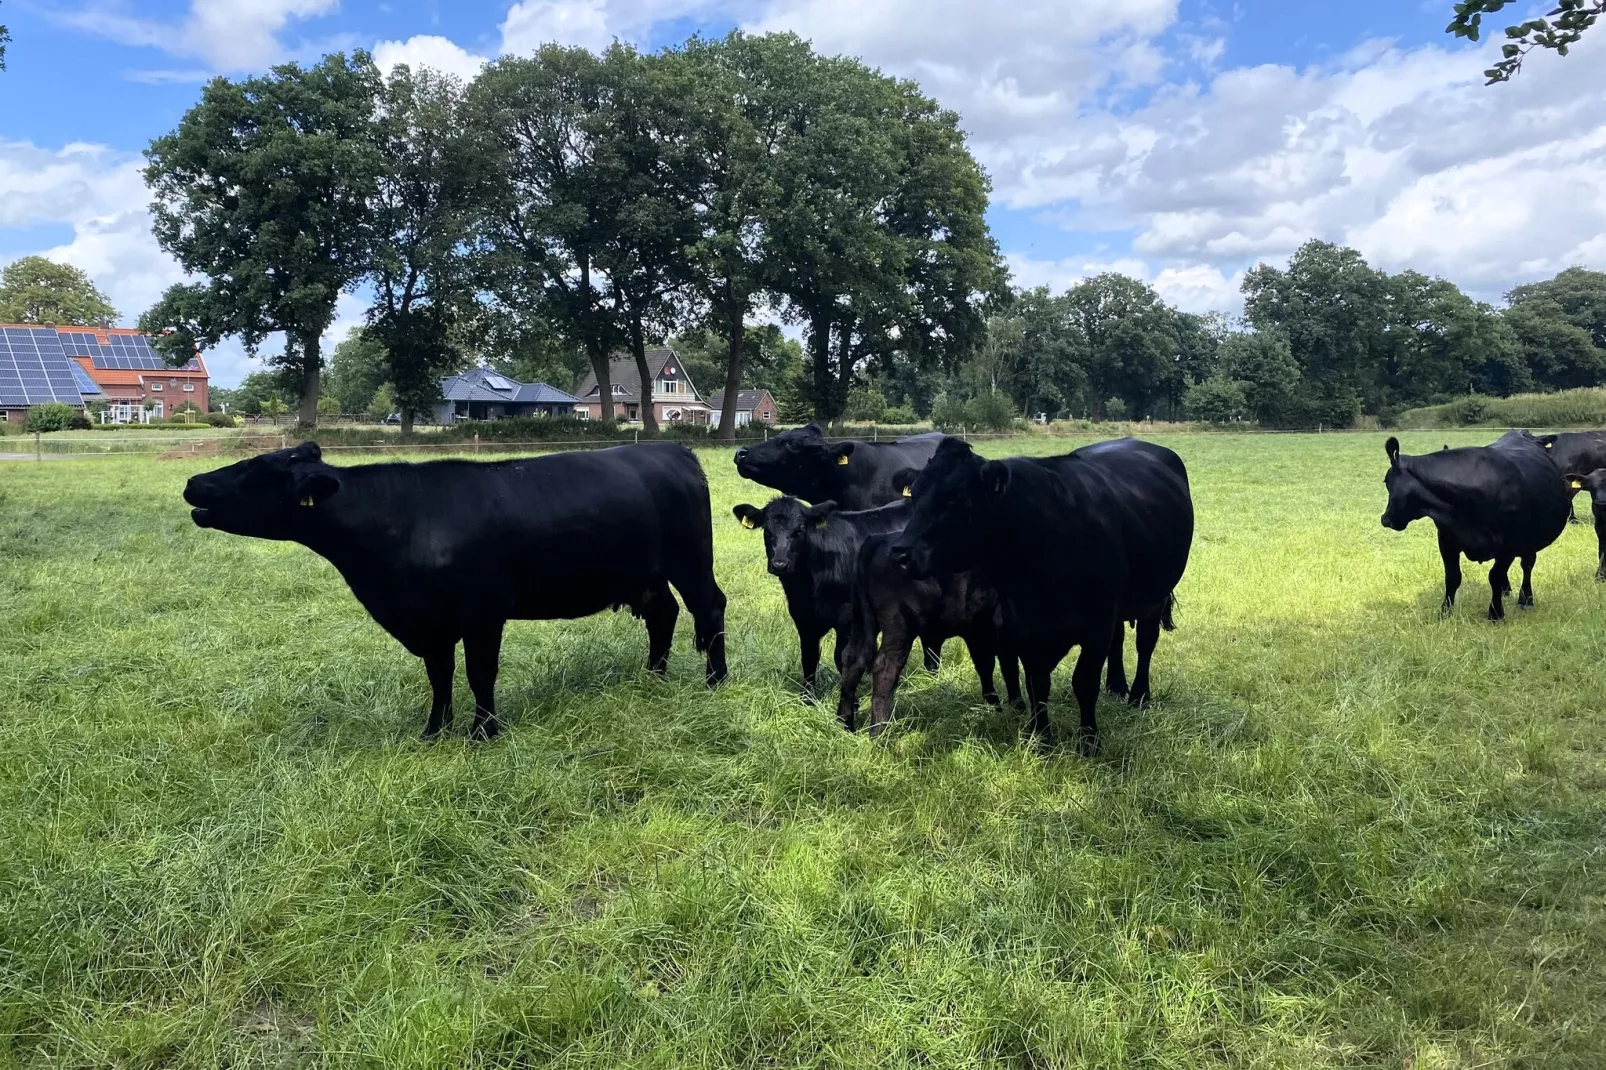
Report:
1447,0,1603,82
0,257,118,326
141,52,384,427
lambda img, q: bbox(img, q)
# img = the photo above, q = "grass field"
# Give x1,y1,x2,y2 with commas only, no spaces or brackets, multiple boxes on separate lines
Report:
2,431,1604,1068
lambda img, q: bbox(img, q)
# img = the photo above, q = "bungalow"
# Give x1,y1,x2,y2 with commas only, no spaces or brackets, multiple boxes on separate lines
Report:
436,367,581,423
573,349,714,425
711,388,778,430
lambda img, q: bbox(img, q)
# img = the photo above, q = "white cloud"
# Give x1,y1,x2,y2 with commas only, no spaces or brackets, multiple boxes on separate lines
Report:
500,0,619,54
1006,253,1242,315
373,35,489,80
57,0,339,72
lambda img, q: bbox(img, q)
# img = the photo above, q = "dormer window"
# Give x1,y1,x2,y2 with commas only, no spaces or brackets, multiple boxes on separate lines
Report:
613,384,628,395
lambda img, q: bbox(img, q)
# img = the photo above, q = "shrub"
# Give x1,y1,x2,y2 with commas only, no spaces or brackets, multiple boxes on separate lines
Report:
67,411,92,430
1103,397,1130,422
204,413,237,428
24,403,78,433
1184,378,1250,423
1395,388,1606,430
883,404,918,424
966,391,1019,432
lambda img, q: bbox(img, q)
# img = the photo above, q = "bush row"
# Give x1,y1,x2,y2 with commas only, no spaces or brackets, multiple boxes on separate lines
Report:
1393,389,1606,429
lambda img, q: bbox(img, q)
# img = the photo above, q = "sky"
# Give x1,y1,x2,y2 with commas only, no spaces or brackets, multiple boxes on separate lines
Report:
2,0,1604,387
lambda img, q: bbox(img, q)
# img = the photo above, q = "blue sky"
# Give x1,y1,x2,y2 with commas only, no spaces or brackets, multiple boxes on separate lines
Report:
3,0,1603,386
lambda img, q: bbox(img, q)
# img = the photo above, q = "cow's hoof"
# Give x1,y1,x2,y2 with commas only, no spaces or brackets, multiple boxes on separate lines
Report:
1518,596,1534,609
1596,571,1606,584
982,691,1001,707
469,719,501,742
421,728,445,743
1487,609,1505,623
1073,731,1099,758
866,719,892,740
1127,689,1151,708
1105,681,1130,698
800,689,820,707
1439,603,1454,619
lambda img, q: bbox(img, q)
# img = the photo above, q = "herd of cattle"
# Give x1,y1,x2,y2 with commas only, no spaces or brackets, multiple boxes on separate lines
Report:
180,423,1606,752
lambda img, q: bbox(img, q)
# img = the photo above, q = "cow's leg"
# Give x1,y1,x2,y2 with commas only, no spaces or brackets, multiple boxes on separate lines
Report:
421,645,456,740
1518,553,1537,608
1070,643,1106,757
1128,613,1163,707
641,582,679,678
673,572,727,687
1104,620,1129,697
463,622,505,741
1596,513,1606,581
1487,556,1513,622
1021,656,1056,751
920,637,943,673
798,628,823,703
835,623,875,732
1568,490,1580,524
867,620,916,738
1436,526,1462,616
964,632,999,706
999,651,1023,710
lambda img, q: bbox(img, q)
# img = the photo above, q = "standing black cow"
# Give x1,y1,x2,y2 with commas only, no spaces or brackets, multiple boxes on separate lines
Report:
1380,432,1569,620
734,423,949,510
1534,431,1606,521
1565,468,1606,581
184,442,728,740
835,532,1021,735
731,496,943,698
889,437,1194,754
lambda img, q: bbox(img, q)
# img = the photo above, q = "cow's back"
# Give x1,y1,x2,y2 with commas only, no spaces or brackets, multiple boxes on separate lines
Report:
1419,434,1568,557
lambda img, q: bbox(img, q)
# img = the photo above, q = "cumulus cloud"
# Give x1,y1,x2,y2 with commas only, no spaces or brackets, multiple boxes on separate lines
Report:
373,35,489,80
500,0,617,54
1006,253,1242,315
56,0,340,72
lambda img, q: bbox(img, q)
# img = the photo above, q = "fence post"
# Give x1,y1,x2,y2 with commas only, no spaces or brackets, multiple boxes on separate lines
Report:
280,434,286,451
635,429,639,444
961,426,968,442
872,425,878,442
35,431,42,462
474,432,481,455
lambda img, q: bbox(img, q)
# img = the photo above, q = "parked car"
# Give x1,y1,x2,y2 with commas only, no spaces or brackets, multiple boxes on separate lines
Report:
381,412,402,425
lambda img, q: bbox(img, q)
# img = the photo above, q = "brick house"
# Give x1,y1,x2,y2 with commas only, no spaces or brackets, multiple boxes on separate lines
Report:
61,328,209,423
712,388,778,429
573,349,714,425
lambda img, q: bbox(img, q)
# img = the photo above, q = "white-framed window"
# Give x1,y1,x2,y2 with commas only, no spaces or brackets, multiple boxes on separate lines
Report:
612,384,628,395
655,378,681,395
183,382,195,392
0,410,8,422
149,381,163,392
148,401,164,419
575,408,589,419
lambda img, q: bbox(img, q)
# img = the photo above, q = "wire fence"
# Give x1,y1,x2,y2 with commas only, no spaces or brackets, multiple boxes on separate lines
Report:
3,423,1598,462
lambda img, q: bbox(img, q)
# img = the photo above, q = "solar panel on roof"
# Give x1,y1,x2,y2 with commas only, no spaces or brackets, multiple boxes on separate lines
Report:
0,327,84,407
70,362,102,395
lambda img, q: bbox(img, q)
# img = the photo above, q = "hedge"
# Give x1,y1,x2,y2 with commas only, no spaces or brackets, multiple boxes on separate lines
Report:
1393,388,1606,429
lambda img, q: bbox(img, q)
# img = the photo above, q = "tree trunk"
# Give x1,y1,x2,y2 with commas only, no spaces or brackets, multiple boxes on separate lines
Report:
834,320,856,429
631,313,658,436
582,256,613,423
401,410,415,435
713,301,745,443
297,330,321,430
810,307,833,424
591,349,614,424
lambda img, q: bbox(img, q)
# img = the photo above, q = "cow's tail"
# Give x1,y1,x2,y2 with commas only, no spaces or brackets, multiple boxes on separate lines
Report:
1161,592,1177,632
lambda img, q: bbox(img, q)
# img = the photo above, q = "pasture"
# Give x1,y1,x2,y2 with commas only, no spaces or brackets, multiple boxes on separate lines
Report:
1,430,1603,1068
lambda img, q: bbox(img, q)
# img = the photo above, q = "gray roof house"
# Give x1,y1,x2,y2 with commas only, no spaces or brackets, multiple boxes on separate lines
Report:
574,348,714,424
436,367,582,423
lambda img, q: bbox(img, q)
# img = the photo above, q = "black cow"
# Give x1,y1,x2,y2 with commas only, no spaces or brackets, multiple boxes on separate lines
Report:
1381,432,1569,620
834,533,1021,735
732,496,941,699
734,423,949,510
184,442,728,740
1566,468,1606,581
1534,431,1606,521
889,437,1194,754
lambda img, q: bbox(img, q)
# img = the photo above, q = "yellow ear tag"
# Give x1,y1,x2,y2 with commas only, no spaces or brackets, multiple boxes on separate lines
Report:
741,515,756,529
837,454,849,466
901,486,912,497
1572,480,1584,489
815,518,828,530
300,495,316,508
1546,442,1554,449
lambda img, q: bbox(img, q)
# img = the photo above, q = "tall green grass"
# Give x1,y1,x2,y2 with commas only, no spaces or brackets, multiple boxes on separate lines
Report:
1395,387,1606,429
1,431,1604,1067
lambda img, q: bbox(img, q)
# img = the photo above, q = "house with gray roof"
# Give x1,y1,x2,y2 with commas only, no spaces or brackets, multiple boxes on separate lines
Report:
435,367,581,423
573,348,713,425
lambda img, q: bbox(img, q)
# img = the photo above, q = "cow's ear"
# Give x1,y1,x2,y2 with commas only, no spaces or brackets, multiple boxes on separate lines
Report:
833,442,855,466
891,467,919,497
1385,437,1401,466
981,460,1010,497
293,468,340,508
806,501,837,528
290,441,322,462
733,504,762,530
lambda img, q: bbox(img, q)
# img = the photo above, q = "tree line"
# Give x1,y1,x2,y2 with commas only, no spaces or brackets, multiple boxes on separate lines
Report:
137,35,1003,435
917,243,1606,431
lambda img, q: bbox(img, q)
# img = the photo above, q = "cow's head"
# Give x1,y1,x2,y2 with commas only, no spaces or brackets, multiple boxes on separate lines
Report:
733,423,852,501
1380,436,1449,532
889,438,1001,578
1570,468,1606,511
733,496,837,576
184,442,341,540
